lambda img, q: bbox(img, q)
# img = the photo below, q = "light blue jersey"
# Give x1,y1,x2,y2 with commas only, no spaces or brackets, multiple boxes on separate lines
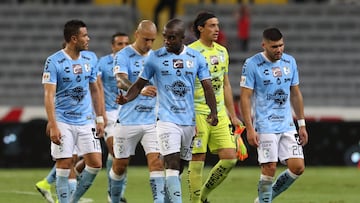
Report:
42,50,98,125
140,46,211,126
97,53,119,111
113,46,157,125
240,52,299,133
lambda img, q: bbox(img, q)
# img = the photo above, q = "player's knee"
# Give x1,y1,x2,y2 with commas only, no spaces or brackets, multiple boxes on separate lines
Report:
113,159,129,175
290,165,305,176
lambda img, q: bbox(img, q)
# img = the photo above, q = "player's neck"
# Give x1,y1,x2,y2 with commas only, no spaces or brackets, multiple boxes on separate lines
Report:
199,38,214,48
63,46,80,60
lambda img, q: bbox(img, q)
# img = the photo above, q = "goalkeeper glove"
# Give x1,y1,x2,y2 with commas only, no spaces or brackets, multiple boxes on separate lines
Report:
234,125,248,161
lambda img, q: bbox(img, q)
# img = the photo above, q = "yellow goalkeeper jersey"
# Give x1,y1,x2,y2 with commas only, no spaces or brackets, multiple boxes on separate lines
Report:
188,40,229,117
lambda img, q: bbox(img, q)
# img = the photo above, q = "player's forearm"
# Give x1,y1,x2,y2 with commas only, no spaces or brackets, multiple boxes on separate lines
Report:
44,85,57,126
202,79,217,114
240,89,254,130
90,83,103,117
124,78,147,102
291,87,305,119
116,73,132,91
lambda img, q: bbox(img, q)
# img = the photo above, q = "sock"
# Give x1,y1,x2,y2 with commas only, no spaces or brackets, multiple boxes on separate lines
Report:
272,169,298,200
201,159,237,201
120,171,128,199
165,169,182,203
70,165,100,203
46,165,57,184
106,154,113,197
56,168,70,203
258,174,274,203
188,161,204,203
110,168,126,203
68,178,77,196
149,171,166,203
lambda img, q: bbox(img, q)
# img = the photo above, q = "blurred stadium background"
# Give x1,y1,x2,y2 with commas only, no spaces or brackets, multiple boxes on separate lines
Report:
0,0,360,167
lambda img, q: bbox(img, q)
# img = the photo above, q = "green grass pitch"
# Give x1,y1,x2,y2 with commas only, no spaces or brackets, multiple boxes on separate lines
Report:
0,166,358,203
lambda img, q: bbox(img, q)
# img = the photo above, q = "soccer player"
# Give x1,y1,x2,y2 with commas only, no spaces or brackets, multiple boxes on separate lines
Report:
109,20,165,203
187,11,243,203
96,32,130,203
240,27,309,203
36,49,99,203
42,19,104,203
116,18,218,203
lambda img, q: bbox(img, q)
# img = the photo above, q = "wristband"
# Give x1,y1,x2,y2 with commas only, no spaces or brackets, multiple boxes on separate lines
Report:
297,119,306,127
96,116,104,124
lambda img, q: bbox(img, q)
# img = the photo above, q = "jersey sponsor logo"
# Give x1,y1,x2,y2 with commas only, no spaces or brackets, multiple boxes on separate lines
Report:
268,114,285,122
173,59,184,69
263,80,272,85
211,77,221,91
63,110,82,118
170,105,186,113
264,69,270,75
45,58,51,70
42,72,50,83
267,89,288,106
134,105,154,112
73,64,83,74
132,71,140,77
161,70,171,76
210,55,219,65
64,86,86,104
165,81,190,97
62,77,72,83
272,67,282,77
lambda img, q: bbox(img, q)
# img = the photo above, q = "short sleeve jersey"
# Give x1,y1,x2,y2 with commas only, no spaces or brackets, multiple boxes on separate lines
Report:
140,46,211,126
42,50,98,125
189,40,229,117
113,46,157,125
240,52,299,133
97,53,119,111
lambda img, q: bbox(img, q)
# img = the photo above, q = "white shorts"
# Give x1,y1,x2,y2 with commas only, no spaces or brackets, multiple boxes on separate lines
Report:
51,121,102,159
113,124,159,159
104,110,119,141
156,121,195,161
257,130,304,165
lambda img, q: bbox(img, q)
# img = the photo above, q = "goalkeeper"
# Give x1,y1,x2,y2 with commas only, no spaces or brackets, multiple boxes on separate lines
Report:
188,11,247,203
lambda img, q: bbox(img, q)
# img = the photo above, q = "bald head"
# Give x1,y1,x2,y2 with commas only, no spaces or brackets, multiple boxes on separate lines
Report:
137,20,157,34
133,20,157,55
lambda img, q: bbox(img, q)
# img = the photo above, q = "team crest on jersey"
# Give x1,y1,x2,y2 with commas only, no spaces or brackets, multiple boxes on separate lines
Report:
210,55,219,65
73,64,82,74
42,72,50,83
186,60,194,68
84,63,91,72
272,67,282,77
113,65,120,73
283,66,290,75
173,59,184,69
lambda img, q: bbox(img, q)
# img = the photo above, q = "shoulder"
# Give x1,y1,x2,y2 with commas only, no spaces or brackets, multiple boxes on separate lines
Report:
281,53,296,64
46,50,65,64
81,50,98,62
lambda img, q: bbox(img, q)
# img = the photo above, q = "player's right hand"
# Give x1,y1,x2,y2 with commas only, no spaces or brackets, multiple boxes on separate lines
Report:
49,127,61,145
116,91,128,105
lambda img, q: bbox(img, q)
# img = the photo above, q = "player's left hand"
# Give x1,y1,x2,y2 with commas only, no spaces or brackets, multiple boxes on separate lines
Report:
207,113,218,126
298,126,308,146
140,85,157,97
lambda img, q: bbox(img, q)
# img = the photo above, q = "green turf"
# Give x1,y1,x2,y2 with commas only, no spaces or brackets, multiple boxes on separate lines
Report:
0,166,358,203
